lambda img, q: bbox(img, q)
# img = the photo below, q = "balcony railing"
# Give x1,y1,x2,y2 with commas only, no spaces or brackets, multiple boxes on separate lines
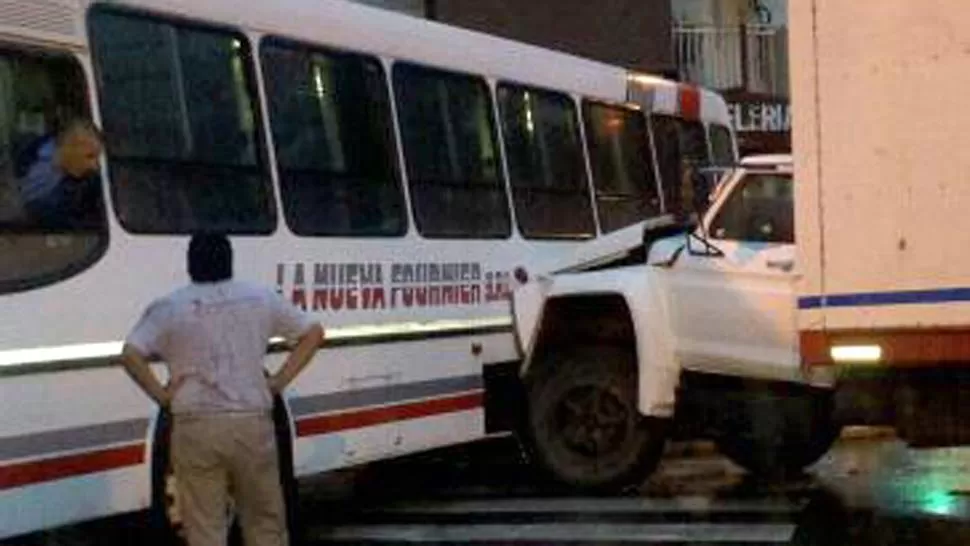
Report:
673,23,788,96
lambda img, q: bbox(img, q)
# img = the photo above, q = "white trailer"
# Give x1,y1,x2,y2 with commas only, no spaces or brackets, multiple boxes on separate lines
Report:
791,0,970,446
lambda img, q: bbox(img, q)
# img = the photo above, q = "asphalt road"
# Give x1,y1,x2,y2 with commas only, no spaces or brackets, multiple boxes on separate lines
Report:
12,431,970,545
298,431,970,545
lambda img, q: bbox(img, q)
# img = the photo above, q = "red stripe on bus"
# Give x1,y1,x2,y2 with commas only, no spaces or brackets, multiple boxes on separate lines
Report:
295,391,484,438
679,85,701,121
0,444,145,491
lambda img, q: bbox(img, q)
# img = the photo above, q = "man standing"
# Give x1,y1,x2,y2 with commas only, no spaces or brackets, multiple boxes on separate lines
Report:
120,233,324,546
16,119,104,229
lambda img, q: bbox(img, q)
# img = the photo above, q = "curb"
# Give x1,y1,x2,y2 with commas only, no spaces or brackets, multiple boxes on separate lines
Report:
664,427,896,459
664,440,718,458
839,426,897,441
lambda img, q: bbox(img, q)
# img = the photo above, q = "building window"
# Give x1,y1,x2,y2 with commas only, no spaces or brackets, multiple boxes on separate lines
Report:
89,8,275,234
393,63,509,239
0,46,108,294
583,101,660,233
261,38,405,237
497,84,594,239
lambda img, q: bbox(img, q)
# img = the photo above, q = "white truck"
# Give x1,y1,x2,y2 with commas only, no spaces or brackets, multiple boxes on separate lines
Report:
511,0,970,491
510,154,837,491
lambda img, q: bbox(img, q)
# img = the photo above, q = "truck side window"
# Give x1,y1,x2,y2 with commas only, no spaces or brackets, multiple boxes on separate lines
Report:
710,173,793,244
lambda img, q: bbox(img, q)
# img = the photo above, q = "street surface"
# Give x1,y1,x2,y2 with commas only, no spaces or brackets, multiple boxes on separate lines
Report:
12,430,970,545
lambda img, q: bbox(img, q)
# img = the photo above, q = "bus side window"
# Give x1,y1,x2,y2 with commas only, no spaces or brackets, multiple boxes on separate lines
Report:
88,7,275,234
649,115,683,217
676,118,717,210
709,123,736,166
497,84,594,240
0,46,108,294
261,38,406,237
582,100,660,234
677,119,711,167
393,63,510,239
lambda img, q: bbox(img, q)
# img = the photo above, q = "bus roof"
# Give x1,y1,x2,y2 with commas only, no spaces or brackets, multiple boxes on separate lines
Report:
627,73,732,126
69,0,631,101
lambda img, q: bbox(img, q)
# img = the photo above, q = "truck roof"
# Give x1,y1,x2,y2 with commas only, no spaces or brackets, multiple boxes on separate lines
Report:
740,154,793,168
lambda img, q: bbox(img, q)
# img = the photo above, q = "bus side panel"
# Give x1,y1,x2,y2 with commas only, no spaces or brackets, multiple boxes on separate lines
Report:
0,369,154,539
286,331,515,476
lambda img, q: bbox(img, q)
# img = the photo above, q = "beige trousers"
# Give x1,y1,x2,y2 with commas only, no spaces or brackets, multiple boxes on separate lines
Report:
172,412,288,546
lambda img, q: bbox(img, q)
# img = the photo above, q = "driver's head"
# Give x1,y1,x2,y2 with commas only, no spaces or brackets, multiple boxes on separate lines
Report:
55,119,103,179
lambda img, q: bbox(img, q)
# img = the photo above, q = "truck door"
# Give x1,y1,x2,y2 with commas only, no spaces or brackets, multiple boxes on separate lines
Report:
669,171,800,383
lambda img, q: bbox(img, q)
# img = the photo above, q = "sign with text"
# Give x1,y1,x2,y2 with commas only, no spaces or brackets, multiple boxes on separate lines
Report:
722,91,791,154
728,100,791,133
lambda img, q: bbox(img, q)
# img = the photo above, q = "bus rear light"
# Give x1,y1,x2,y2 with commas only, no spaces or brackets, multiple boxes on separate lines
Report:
830,344,883,363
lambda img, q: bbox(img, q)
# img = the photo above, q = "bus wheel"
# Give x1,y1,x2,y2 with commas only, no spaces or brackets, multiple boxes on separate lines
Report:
713,387,841,478
525,345,668,492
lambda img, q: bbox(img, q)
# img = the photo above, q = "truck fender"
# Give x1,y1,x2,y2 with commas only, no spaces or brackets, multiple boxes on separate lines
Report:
511,268,680,418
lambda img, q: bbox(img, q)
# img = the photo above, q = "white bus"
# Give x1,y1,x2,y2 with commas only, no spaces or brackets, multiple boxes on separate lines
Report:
0,0,736,538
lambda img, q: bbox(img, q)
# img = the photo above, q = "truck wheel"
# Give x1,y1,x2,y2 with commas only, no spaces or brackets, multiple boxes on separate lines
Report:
713,388,840,478
525,345,668,492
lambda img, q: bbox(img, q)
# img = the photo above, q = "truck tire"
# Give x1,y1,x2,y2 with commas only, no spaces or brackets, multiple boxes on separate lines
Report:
713,387,840,478
525,345,668,492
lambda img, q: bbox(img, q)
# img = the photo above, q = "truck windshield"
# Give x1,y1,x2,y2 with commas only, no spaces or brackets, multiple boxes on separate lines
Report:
0,47,108,294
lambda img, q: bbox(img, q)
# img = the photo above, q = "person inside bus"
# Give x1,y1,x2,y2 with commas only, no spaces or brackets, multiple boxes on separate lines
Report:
15,118,104,230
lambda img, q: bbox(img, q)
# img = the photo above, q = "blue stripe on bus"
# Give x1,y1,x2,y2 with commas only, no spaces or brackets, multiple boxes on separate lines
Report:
798,288,970,310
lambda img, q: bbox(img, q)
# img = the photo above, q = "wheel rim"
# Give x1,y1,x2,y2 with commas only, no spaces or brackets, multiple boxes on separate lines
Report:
554,384,631,457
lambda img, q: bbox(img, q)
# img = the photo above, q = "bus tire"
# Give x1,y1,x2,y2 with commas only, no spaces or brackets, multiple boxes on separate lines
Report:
713,387,840,478
525,345,667,492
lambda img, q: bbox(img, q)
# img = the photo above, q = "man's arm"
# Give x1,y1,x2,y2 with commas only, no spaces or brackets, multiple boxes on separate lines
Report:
119,344,176,408
268,323,324,395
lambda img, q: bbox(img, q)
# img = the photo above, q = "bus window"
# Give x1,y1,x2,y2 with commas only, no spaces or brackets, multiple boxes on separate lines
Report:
393,63,510,239
677,119,711,167
88,8,274,234
0,47,107,294
582,100,660,233
497,84,594,239
709,123,736,166
261,38,405,237
649,115,683,216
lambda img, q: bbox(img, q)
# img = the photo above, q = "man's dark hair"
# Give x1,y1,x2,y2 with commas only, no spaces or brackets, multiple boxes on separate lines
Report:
54,118,104,145
188,233,233,283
